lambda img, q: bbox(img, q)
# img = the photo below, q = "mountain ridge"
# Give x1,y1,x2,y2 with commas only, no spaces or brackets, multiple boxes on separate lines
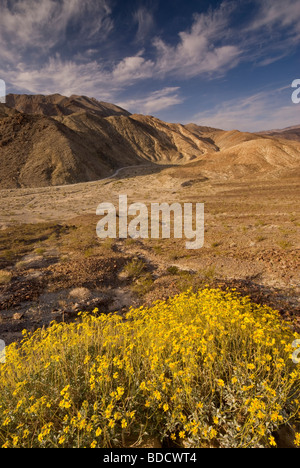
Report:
5,93,131,118
259,124,300,143
0,93,299,188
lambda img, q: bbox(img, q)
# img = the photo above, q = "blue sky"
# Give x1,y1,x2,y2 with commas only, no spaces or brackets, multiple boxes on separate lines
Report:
0,0,299,131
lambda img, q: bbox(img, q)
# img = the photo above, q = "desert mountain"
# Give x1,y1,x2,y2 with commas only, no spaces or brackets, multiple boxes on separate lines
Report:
0,93,299,188
259,125,300,143
5,93,130,118
169,136,300,181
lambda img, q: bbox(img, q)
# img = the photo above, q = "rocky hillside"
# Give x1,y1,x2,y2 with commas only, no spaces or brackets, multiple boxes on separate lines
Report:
169,130,300,180
5,94,131,118
259,125,300,143
0,94,299,188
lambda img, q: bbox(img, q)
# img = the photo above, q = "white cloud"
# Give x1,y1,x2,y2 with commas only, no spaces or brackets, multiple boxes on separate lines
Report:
191,87,300,132
0,0,113,61
0,0,242,96
242,0,300,63
117,87,183,114
1,0,299,129
6,56,115,100
251,0,300,35
133,6,154,43
3,52,155,100
153,5,241,78
0,0,115,98
112,53,155,83
112,5,241,85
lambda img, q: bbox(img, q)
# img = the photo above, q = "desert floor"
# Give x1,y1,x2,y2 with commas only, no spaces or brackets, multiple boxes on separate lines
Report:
0,164,299,344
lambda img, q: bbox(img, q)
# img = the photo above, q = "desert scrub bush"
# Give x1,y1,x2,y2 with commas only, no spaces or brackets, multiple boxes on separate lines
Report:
34,247,45,256
131,272,154,297
277,239,292,250
211,241,222,248
122,258,146,279
0,223,67,267
0,289,300,448
167,266,180,275
177,267,216,292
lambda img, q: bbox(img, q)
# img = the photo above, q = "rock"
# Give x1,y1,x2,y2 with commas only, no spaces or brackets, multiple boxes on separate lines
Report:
13,312,24,320
69,287,91,301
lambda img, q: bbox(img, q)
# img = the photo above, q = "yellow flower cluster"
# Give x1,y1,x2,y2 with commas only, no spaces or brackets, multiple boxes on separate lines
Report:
0,288,299,448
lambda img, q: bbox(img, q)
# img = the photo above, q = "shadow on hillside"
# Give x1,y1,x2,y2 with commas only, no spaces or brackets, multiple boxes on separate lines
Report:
102,163,177,183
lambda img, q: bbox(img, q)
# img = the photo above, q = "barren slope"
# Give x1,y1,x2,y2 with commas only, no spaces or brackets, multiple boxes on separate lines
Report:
1,94,300,188
169,137,300,180
259,125,300,143
0,109,122,188
5,93,131,118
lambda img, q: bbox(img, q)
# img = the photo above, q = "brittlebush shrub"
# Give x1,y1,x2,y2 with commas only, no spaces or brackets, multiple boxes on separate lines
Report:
0,289,300,448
